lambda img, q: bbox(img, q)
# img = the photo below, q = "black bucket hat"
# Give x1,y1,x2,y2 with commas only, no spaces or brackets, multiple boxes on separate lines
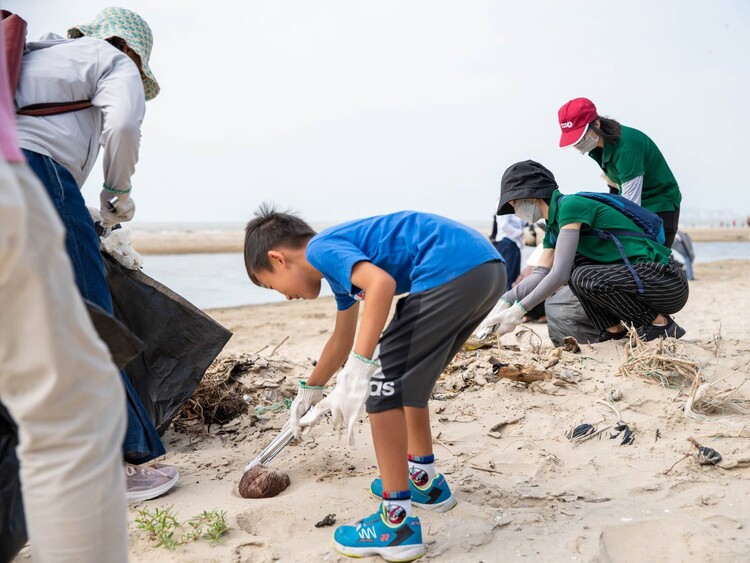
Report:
497,160,558,215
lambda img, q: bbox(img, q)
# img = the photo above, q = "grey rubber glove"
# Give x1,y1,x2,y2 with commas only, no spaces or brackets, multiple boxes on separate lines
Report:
99,190,135,228
289,381,324,438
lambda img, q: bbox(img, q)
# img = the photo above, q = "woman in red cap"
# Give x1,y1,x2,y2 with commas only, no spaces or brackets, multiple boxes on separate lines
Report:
557,98,682,247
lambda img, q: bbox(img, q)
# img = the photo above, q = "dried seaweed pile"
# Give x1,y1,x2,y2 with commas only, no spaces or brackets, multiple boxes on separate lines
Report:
437,334,578,397
617,329,699,387
172,353,301,434
684,368,750,419
617,329,750,419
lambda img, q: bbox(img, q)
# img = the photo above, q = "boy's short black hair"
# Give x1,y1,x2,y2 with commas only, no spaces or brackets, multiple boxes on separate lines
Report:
244,203,316,285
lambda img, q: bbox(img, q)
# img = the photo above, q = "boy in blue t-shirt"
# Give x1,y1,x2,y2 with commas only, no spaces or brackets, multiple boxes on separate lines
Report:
244,206,506,562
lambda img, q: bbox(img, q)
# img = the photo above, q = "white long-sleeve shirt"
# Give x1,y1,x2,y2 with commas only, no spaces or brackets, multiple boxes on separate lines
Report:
491,214,526,249
15,34,145,190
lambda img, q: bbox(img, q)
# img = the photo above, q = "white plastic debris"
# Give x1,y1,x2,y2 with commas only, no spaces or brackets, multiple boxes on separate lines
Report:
100,228,143,270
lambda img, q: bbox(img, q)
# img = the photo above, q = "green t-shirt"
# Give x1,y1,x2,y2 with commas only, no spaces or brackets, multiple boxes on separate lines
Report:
543,189,672,265
589,125,681,213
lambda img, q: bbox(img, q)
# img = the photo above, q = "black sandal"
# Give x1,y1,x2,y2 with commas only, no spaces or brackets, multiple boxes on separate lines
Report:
597,328,628,342
637,318,686,341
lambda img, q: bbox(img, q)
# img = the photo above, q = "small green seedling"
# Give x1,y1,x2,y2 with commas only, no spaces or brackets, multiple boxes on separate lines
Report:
188,510,231,544
134,506,231,550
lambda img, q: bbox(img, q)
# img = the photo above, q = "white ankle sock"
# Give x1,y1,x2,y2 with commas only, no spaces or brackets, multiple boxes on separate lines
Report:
408,454,436,486
382,491,413,523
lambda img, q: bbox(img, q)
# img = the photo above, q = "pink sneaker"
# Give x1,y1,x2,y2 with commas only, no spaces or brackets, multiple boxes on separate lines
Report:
124,463,179,502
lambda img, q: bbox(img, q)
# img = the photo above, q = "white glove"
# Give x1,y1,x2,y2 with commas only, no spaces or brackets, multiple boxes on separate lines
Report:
99,190,135,228
289,381,324,438
489,302,526,337
475,297,511,339
300,353,379,445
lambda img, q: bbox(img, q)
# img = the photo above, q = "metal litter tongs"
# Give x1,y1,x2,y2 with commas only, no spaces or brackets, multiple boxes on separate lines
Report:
243,421,295,471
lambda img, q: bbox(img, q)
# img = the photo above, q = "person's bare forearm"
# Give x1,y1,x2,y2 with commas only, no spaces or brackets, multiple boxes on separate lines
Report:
307,262,395,386
306,305,358,386
354,276,396,360
350,261,397,360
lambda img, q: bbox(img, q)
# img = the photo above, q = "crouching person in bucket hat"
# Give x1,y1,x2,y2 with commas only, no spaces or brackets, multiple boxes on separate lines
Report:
13,7,178,501
475,160,689,344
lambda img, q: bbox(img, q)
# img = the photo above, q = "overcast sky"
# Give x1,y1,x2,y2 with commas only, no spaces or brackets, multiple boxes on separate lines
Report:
7,0,750,225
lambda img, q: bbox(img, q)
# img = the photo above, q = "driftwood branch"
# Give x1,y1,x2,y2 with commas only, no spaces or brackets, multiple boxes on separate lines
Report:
495,364,552,384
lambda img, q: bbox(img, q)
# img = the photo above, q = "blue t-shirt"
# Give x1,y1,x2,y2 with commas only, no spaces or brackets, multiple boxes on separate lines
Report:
306,211,503,310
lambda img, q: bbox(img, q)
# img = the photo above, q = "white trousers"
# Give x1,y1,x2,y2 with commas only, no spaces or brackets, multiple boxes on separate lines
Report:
0,160,128,562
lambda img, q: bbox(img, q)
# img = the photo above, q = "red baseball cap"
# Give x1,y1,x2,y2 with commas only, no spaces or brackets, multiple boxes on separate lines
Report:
558,98,598,148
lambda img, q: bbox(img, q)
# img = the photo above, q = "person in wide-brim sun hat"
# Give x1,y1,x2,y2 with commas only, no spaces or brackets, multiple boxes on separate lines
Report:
68,6,160,101
14,4,179,507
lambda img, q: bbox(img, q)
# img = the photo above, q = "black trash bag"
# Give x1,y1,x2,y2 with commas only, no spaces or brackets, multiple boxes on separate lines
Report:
103,255,232,435
84,299,145,369
546,286,600,347
0,403,26,563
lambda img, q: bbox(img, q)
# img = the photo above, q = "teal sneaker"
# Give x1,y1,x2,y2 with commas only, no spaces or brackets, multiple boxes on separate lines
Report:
333,503,425,562
370,473,457,512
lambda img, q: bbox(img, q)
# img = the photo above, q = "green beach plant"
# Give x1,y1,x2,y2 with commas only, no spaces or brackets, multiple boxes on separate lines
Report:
134,506,231,550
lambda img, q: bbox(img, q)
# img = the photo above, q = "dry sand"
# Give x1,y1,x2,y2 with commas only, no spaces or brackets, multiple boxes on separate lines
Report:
14,261,750,563
123,260,750,562
130,227,750,255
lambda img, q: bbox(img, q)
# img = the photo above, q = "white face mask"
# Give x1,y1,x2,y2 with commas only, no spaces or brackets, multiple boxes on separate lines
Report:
575,129,599,154
514,200,542,223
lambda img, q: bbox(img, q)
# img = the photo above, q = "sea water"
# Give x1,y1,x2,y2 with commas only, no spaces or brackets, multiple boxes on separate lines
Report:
140,241,750,310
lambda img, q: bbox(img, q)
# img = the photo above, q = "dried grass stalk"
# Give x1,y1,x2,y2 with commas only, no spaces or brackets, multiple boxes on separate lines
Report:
617,330,698,388
684,365,750,419
617,334,750,420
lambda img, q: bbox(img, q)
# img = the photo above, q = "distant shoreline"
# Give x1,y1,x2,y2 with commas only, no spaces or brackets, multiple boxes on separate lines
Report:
130,226,750,256
680,227,750,243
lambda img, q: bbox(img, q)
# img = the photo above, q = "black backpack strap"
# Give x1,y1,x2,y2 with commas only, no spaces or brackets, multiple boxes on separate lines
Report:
606,229,656,242
583,229,645,293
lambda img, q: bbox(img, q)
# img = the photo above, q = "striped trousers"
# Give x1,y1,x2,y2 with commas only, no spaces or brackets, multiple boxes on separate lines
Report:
568,256,689,332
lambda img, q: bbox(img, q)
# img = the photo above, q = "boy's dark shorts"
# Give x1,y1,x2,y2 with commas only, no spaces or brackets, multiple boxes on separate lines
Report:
366,260,506,413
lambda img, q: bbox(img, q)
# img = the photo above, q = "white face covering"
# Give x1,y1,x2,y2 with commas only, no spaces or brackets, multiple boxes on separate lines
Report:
575,129,599,154
514,199,542,223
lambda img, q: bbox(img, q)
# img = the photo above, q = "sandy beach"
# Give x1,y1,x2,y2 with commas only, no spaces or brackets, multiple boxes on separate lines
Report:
130,227,750,255
8,3,750,562
151,260,750,561
13,260,750,563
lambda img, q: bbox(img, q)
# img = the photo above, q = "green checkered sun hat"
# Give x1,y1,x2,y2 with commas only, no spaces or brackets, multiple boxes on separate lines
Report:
68,6,159,101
